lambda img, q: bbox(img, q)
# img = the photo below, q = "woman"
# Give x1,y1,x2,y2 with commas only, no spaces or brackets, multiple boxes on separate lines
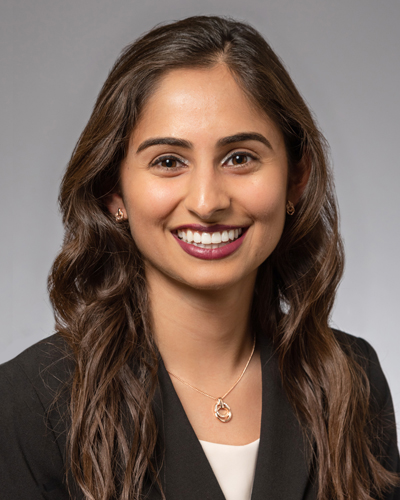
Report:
0,15,399,500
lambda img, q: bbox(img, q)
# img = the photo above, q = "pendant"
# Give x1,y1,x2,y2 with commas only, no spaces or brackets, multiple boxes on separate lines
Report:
214,398,232,423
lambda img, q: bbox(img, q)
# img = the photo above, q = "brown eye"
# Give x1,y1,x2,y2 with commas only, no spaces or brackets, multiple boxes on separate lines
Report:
161,158,177,168
232,154,247,165
150,155,187,171
225,152,255,167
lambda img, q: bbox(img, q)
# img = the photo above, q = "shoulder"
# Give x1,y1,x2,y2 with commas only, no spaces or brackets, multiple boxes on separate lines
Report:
333,329,400,478
332,328,392,407
0,333,74,411
332,329,395,412
0,334,76,499
333,329,388,393
332,328,382,370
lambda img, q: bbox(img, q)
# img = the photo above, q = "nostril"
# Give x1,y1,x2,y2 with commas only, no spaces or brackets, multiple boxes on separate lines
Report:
184,182,231,219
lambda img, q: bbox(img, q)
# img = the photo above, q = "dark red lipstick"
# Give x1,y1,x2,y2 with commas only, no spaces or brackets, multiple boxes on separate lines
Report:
172,227,248,260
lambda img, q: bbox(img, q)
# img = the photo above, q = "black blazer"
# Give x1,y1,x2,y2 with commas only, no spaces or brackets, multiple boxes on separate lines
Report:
0,331,399,500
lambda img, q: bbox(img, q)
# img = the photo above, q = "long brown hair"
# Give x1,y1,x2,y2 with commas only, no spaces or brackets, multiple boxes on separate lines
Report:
48,16,398,500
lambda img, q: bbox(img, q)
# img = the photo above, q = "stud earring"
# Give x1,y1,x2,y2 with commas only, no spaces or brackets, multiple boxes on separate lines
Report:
115,208,124,222
286,201,295,215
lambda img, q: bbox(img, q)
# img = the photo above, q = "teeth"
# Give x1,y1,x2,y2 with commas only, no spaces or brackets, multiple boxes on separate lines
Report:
211,232,222,244
201,233,212,245
176,228,244,247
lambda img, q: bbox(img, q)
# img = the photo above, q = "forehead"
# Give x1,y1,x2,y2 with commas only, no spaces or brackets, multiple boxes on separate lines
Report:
130,65,284,148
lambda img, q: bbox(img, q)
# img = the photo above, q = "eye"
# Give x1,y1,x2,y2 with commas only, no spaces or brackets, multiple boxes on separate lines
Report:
160,158,178,168
224,152,258,167
150,155,187,170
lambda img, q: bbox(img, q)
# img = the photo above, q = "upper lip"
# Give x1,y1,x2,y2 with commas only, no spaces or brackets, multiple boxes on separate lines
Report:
173,224,247,233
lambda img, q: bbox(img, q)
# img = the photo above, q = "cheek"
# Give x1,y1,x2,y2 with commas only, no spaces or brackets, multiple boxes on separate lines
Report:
241,175,287,223
123,176,179,237
240,178,287,256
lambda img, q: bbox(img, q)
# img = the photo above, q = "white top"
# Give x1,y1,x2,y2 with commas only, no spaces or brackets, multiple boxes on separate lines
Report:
199,438,260,500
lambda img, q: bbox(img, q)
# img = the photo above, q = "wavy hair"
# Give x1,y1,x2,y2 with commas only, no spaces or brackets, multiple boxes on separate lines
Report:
48,15,398,500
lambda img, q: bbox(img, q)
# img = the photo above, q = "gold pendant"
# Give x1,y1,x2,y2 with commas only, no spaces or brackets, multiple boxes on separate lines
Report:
214,398,232,423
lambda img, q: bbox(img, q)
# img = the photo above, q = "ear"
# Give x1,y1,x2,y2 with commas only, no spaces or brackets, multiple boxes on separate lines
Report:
105,192,128,220
287,154,311,205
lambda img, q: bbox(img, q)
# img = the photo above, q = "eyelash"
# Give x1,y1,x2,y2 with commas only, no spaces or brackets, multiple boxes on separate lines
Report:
150,151,258,170
150,155,187,170
223,151,259,167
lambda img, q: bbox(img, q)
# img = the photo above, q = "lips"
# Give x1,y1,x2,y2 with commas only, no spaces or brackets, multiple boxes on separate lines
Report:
176,227,243,247
172,225,248,260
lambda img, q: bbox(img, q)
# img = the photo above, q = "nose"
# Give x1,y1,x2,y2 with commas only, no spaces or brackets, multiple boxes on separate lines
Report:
184,165,230,220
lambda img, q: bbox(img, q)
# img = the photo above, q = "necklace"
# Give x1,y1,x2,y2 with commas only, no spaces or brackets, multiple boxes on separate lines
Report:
167,335,256,423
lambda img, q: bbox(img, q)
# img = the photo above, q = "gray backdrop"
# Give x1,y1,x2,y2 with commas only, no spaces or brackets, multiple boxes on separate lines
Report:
1,0,399,425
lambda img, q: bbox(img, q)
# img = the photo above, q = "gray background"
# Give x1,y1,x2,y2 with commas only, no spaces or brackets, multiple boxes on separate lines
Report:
1,0,399,425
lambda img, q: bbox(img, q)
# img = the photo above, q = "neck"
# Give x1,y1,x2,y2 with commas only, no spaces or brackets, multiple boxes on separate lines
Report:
146,266,257,388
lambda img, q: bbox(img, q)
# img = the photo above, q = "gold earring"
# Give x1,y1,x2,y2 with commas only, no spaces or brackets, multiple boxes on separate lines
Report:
286,201,295,215
115,208,124,222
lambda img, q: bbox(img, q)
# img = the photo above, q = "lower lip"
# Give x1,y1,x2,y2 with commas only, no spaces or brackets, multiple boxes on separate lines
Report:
172,230,248,260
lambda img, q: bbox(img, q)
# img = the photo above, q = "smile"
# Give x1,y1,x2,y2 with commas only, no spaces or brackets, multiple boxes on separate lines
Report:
176,228,243,248
172,226,248,260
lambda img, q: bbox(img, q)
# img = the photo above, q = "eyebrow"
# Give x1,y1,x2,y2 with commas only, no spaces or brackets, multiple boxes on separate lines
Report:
216,133,272,150
135,132,273,153
136,137,192,153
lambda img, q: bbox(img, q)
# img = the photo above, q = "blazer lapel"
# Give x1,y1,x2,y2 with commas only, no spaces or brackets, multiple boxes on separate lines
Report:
148,333,313,500
251,333,313,500
151,359,226,500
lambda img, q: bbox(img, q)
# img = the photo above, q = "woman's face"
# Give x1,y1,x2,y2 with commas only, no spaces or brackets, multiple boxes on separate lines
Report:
108,65,292,291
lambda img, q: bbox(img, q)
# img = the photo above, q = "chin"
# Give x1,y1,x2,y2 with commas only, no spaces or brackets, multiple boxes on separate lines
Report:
171,271,234,290
172,266,257,293
183,278,235,291
144,255,259,292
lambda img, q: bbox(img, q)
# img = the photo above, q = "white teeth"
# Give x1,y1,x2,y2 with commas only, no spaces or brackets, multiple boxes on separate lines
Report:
176,228,244,247
201,233,212,245
211,232,222,244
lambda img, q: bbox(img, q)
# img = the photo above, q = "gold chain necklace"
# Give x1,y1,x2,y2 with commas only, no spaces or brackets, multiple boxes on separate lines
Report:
167,335,256,423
